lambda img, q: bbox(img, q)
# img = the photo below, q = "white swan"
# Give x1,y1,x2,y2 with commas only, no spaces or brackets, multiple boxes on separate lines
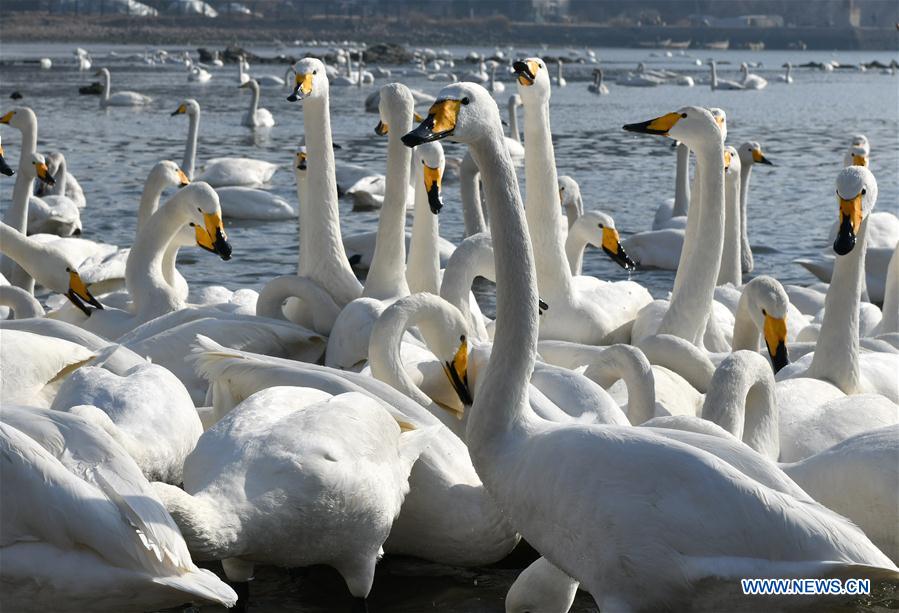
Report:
171,98,278,187
401,83,898,611
486,60,505,94
0,406,237,612
564,209,638,275
504,93,526,164
238,78,275,128
0,329,95,407
188,336,519,566
777,62,794,83
94,68,152,107
709,59,744,90
740,62,769,89
650,141,691,230
1,107,41,290
286,58,363,311
406,140,445,294
778,166,899,402
34,151,86,208
587,68,609,95
0,222,104,317
28,153,82,237
553,59,567,87
736,141,773,272
152,386,429,608
512,58,651,344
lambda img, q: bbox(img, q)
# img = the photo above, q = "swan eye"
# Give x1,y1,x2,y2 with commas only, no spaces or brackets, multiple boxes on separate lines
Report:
189,222,196,227
681,113,687,118
65,267,71,272
762,308,767,316
460,335,466,342
461,97,470,105
598,223,604,228
861,188,866,195
313,70,317,75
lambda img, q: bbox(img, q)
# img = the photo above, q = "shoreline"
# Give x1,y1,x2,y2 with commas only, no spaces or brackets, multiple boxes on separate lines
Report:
2,13,898,50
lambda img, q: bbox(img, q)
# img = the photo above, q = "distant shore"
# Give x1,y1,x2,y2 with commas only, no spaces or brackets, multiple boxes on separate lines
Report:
2,12,898,50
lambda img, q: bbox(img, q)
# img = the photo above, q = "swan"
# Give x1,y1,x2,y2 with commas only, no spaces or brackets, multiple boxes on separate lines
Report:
94,68,152,107
49,352,202,484
0,222,103,317
286,58,363,311
778,166,899,402
74,48,92,71
486,60,505,93
52,183,232,339
0,406,237,612
325,83,416,369
504,94,525,164
406,140,445,294
1,107,40,289
617,63,664,87
187,64,211,83
558,175,583,230
740,62,769,89
459,151,488,236
777,62,794,83
587,68,609,95
650,141,691,231
708,59,744,90
401,83,898,611
238,78,275,128
27,153,82,237
512,58,651,344
171,99,278,187
716,146,743,286
0,284,44,318
736,141,773,273
188,336,519,566
34,151,86,208
564,209,638,275
152,386,429,609
236,57,249,84
553,59,566,87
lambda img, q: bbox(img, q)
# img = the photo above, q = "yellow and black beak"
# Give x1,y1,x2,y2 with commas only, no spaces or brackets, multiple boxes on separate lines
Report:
36,161,55,186
296,151,307,171
623,112,682,137
601,226,638,271
374,120,389,136
763,313,789,373
512,60,540,86
176,168,190,187
0,111,14,125
0,145,13,177
834,192,863,256
538,297,549,315
724,150,732,171
170,103,187,116
443,337,472,409
287,72,314,102
752,149,774,166
67,269,103,316
402,99,463,147
851,154,868,167
423,164,443,214
194,212,232,260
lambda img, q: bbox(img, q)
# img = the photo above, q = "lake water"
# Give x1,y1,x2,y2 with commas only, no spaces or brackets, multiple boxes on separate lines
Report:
1,43,898,612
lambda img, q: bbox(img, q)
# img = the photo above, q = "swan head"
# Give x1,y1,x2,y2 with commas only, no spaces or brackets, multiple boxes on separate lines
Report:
708,107,727,140
287,57,327,102
402,83,500,147
150,160,190,190
238,78,260,93
846,145,868,167
63,265,105,316
30,153,55,187
413,141,445,214
172,183,232,260
743,276,790,373
623,106,721,151
850,134,869,154
576,210,638,271
738,141,773,166
0,107,37,132
170,98,200,117
0,137,13,177
376,83,416,136
508,93,522,108
295,147,307,172
724,145,741,176
512,57,551,101
558,175,583,220
833,166,877,256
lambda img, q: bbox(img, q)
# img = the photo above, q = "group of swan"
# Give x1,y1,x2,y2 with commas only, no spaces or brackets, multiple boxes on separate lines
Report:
1,49,897,613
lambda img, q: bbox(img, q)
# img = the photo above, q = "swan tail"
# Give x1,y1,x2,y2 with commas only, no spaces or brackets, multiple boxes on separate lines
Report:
151,482,240,562
152,568,238,607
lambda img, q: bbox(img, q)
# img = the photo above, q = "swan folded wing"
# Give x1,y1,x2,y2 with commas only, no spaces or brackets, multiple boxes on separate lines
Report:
0,330,96,406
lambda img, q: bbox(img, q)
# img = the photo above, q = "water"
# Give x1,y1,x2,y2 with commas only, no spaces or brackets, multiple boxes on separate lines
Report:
2,44,899,612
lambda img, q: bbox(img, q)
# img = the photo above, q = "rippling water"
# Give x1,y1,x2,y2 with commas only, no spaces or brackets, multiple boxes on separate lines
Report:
2,43,898,612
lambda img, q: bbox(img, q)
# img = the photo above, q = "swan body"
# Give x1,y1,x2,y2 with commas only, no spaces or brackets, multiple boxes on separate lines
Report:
587,68,609,95
778,62,795,83
238,79,275,128
95,68,152,107
506,557,578,613
400,87,898,611
216,186,296,220
27,191,82,237
0,406,237,612
0,329,95,407
153,386,429,599
740,62,769,89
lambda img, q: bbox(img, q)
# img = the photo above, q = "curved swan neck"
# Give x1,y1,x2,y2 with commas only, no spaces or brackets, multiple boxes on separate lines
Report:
299,95,362,306
0,223,53,289
466,123,537,450
659,140,726,346
701,353,779,460
522,94,572,296
440,233,494,341
363,110,413,301
739,161,754,271
183,109,200,179
673,143,691,218
137,168,170,234
583,345,656,426
101,70,111,103
460,153,487,236
717,164,742,286
808,218,867,393
564,225,589,276
369,296,444,408
256,275,340,334
247,82,260,118
0,284,44,318
407,167,440,295
731,293,761,352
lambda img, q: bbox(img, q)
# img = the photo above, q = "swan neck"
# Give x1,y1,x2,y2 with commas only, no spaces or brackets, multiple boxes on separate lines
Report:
256,275,339,334
6,117,38,234
522,96,572,296
717,168,742,286
368,300,436,408
507,99,521,145
739,163,753,270
184,110,199,179
248,83,260,117
731,296,760,352
585,346,656,426
126,199,188,316
878,246,899,334
0,284,44,318
460,153,487,237
137,171,167,234
673,143,691,217
564,227,588,276
808,219,867,393
101,71,111,102
363,118,413,301
407,168,440,295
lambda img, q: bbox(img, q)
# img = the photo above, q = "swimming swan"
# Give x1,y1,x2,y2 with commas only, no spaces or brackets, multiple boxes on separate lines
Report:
94,68,152,107
238,78,275,128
